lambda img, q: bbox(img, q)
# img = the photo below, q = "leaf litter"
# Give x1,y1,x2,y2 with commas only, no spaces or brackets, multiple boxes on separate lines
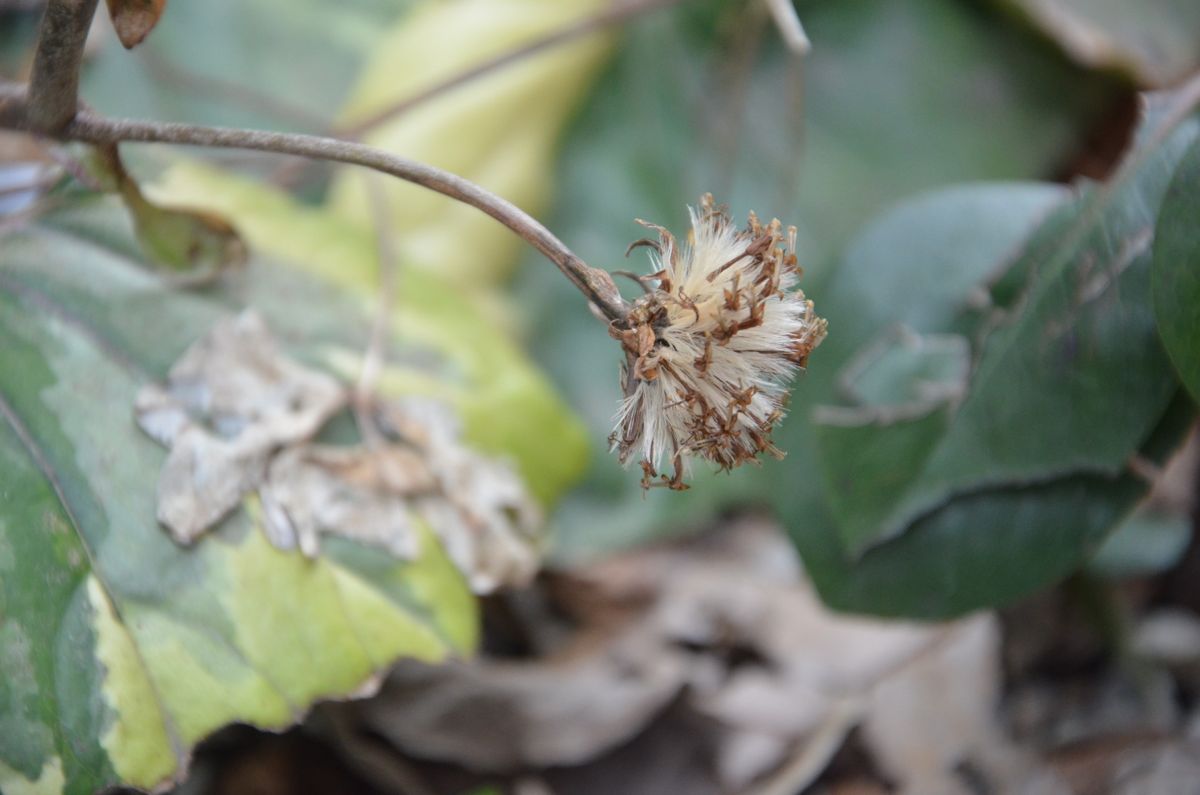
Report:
135,309,541,592
319,519,1054,795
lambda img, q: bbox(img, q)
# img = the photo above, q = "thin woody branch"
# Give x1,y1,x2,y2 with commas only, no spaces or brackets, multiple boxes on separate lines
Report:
26,0,99,131
0,83,629,324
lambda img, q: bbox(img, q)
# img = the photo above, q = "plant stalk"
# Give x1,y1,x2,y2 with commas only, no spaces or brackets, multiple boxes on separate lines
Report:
26,0,99,131
0,83,628,324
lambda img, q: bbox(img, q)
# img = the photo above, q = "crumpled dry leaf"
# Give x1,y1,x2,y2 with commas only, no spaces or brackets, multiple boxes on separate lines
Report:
136,311,541,592
378,399,542,593
324,520,1053,793
260,444,429,559
135,310,345,541
333,648,685,772
861,618,1047,795
260,399,542,591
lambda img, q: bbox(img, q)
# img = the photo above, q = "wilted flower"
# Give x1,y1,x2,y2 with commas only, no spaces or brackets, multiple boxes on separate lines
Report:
609,194,827,490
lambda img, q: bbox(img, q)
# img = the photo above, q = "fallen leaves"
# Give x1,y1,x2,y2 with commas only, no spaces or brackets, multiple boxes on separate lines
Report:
324,520,1045,794
136,310,541,592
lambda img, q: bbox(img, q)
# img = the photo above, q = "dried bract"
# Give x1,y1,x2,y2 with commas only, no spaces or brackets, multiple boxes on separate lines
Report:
610,195,827,489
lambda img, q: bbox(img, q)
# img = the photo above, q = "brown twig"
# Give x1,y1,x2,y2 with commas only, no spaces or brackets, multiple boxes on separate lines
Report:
26,0,97,131
8,0,632,322
0,83,629,323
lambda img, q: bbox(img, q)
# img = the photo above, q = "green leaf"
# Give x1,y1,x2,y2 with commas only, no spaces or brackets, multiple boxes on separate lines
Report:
811,184,1070,378
1088,509,1192,579
816,94,1199,558
1000,0,1200,87
816,403,954,555
796,389,1196,618
835,331,970,409
1152,135,1200,404
84,144,247,278
515,0,1118,561
0,171,584,793
325,0,616,289
782,88,1200,616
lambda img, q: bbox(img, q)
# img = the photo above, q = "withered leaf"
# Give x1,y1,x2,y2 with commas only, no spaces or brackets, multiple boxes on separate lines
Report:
105,0,168,49
137,313,542,593
332,651,685,772
91,143,246,281
329,522,1038,793
260,444,430,559
135,311,346,542
377,399,543,593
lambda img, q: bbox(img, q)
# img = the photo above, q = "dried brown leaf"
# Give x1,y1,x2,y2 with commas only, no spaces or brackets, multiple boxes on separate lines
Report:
378,399,542,593
105,0,168,49
135,311,345,541
136,313,541,592
334,649,685,772
327,521,1044,793
860,619,1048,795
261,444,429,559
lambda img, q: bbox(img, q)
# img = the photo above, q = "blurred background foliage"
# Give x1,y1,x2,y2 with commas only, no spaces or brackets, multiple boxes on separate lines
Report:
1,0,1197,632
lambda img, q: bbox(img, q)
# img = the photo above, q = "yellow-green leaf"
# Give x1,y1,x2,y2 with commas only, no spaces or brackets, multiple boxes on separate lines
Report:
0,156,585,792
326,0,615,289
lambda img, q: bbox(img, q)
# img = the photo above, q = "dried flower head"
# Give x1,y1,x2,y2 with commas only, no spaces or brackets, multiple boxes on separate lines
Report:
609,194,827,490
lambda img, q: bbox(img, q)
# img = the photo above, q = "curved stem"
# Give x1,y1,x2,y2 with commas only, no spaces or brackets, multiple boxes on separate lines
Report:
0,84,628,323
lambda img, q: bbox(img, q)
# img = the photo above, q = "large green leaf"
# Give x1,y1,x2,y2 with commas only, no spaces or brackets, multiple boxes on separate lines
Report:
1153,135,1200,404
0,170,585,793
783,89,1200,616
325,0,616,290
815,93,1198,558
804,182,1068,553
796,390,1195,617
518,0,1118,561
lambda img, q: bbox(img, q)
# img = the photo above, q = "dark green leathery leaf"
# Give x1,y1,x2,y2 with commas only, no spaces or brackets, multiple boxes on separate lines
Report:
1152,135,1200,405
815,90,1199,558
783,85,1200,616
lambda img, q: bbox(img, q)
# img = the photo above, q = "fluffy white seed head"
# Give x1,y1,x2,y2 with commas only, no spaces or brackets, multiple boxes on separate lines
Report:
609,194,827,490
